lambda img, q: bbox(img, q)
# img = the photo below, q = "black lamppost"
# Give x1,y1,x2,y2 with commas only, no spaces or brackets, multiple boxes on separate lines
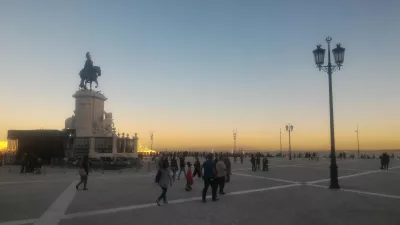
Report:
313,36,345,189
355,125,360,157
233,129,237,154
280,128,283,157
150,132,154,150
285,124,294,160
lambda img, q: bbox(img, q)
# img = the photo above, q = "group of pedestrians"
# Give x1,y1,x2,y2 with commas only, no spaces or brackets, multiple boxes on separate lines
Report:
380,152,390,170
154,153,232,205
20,152,43,174
250,154,269,172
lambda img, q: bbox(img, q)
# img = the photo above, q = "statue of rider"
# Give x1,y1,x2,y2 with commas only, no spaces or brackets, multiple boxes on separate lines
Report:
79,52,95,89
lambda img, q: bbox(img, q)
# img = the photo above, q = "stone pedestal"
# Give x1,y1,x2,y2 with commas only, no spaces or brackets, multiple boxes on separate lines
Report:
72,90,108,137
65,90,138,158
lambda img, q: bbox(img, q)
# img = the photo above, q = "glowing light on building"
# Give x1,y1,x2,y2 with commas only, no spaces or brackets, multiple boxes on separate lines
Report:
0,141,7,152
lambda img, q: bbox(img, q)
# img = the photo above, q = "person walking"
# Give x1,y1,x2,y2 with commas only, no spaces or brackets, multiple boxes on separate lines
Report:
223,156,231,183
216,157,227,195
262,156,269,171
20,152,28,174
185,162,193,191
156,160,173,206
192,157,202,179
383,152,390,170
202,154,218,202
76,155,89,191
256,155,261,171
251,155,256,172
177,155,186,180
170,155,178,181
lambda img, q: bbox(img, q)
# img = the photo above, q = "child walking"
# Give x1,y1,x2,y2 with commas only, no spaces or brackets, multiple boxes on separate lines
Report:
185,162,193,191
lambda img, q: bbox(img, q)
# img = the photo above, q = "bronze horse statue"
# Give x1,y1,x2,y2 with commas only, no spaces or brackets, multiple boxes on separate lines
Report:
79,66,101,90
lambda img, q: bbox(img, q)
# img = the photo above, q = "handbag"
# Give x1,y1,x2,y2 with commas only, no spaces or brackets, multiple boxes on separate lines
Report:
155,170,161,183
79,168,87,176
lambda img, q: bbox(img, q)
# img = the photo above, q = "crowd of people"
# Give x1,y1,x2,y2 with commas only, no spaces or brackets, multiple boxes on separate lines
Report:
154,152,234,205
19,152,42,174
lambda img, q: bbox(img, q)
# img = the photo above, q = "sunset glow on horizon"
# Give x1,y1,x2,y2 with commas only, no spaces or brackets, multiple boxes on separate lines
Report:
1,1,399,151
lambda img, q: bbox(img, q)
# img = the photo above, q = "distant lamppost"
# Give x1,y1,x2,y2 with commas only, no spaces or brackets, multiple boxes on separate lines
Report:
150,132,154,150
280,128,283,157
233,129,237,153
313,36,345,189
355,125,360,157
285,124,294,160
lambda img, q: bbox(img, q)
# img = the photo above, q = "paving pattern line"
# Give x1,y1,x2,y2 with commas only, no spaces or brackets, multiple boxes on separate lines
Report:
232,161,330,172
290,165,374,172
62,183,300,220
0,219,37,225
307,165,400,184
232,172,299,184
33,181,78,225
0,183,301,225
308,184,400,200
0,173,155,186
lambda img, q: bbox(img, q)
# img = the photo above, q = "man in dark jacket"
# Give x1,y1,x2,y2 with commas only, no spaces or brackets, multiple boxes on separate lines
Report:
177,155,186,180
251,155,256,172
202,154,218,202
20,152,28,174
170,155,178,180
262,156,269,171
193,157,202,178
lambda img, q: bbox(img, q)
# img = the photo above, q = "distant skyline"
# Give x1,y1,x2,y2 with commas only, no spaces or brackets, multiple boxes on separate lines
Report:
1,0,399,151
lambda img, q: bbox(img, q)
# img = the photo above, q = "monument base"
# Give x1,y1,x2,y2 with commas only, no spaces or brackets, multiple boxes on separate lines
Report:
65,90,139,158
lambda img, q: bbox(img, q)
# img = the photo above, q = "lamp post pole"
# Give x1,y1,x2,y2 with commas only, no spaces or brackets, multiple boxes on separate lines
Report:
280,128,283,157
355,125,360,157
233,129,237,154
285,124,294,160
150,132,153,151
313,36,345,189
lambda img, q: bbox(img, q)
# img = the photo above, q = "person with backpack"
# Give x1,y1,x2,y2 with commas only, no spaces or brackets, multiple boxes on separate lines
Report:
156,160,173,206
76,155,89,191
192,157,202,179
170,155,178,181
202,154,218,202
177,155,186,180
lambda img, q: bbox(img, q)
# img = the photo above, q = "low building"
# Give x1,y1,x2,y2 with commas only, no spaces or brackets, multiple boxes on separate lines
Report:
7,129,69,163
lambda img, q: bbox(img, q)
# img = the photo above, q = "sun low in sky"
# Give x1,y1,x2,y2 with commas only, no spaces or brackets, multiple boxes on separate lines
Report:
0,0,399,151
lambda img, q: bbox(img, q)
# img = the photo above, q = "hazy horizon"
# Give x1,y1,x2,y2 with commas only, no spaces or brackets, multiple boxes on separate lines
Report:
1,0,399,151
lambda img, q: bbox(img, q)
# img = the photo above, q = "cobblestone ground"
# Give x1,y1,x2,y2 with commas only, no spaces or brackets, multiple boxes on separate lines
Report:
1,157,400,225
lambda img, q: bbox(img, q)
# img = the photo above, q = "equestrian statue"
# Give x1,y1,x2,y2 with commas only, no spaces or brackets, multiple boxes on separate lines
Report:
79,52,102,90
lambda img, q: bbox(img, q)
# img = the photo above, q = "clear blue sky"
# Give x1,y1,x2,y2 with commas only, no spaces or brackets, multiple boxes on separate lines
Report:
1,0,399,150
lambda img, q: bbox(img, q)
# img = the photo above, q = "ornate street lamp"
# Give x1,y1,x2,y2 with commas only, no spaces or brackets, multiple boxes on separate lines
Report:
285,124,294,160
313,36,346,189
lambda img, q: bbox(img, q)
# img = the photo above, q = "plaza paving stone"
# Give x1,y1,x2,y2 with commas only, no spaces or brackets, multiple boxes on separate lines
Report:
1,158,400,225
320,170,400,196
234,165,362,183
66,172,286,214
59,185,400,225
0,180,71,223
